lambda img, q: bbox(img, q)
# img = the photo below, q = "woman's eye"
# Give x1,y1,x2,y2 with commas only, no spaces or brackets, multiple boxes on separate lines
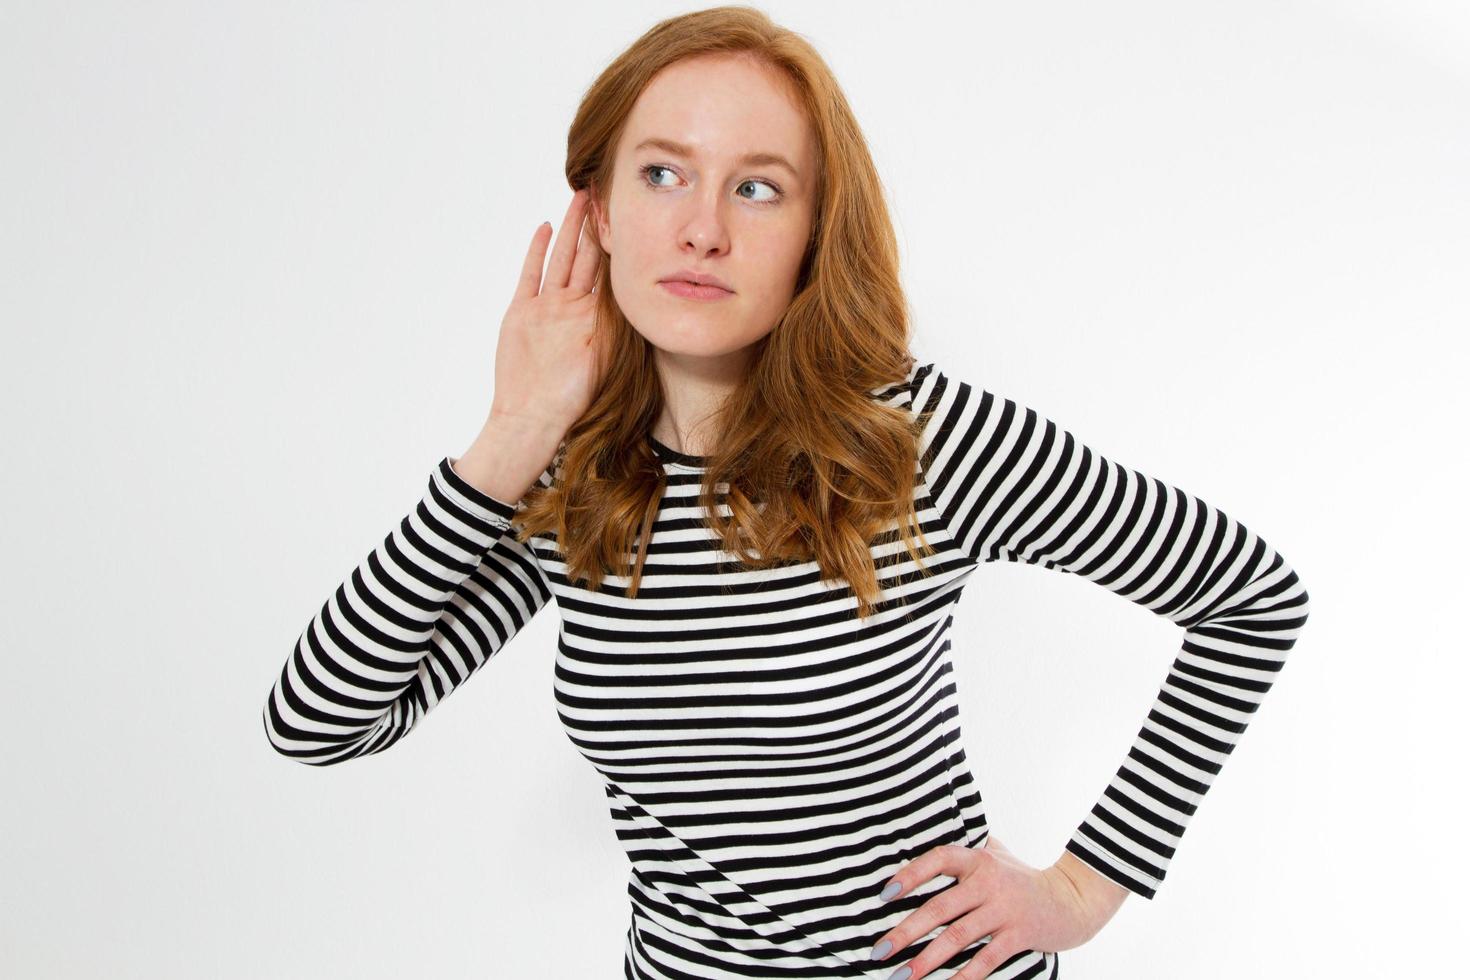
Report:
641,164,677,187
738,179,781,204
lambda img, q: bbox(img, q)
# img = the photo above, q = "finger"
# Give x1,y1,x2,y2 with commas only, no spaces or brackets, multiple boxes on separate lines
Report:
566,208,601,296
870,880,989,970
514,221,553,302
954,930,1021,980
897,907,1003,980
543,188,591,292
881,844,977,904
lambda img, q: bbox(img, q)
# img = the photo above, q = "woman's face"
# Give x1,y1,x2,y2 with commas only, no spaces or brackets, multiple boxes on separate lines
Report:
592,53,819,364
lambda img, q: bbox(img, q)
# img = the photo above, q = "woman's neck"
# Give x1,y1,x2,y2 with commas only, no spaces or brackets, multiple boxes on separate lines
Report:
651,347,753,456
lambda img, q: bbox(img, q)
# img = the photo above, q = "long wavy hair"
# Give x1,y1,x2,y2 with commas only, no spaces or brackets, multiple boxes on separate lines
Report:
513,4,938,620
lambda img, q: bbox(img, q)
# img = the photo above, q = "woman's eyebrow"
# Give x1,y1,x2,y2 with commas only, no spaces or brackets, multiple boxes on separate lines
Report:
633,136,800,179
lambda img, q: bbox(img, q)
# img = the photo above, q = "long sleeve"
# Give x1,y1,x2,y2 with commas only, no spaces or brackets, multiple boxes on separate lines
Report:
262,455,554,766
910,364,1311,900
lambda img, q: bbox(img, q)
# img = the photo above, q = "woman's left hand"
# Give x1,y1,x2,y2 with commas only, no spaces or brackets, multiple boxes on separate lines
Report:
867,835,1129,979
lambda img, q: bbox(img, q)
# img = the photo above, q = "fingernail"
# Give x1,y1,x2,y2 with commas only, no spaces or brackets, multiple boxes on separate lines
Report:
869,939,893,961
879,880,902,901
886,967,912,980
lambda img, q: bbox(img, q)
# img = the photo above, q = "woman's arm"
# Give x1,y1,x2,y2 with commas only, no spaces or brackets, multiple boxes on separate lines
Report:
910,362,1311,900
261,453,555,765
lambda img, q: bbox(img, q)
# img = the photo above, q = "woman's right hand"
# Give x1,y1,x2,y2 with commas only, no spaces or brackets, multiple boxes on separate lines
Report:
487,188,606,437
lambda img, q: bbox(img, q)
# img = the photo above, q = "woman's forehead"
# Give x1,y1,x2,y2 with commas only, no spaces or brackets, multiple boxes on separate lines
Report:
620,61,816,174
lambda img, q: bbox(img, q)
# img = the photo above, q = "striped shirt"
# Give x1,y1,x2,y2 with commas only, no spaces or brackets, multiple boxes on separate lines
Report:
263,359,1310,979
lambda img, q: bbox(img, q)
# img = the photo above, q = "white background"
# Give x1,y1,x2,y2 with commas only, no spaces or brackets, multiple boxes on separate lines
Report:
3,1,1465,977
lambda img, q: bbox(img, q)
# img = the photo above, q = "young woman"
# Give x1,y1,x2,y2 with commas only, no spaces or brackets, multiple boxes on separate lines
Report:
263,7,1311,979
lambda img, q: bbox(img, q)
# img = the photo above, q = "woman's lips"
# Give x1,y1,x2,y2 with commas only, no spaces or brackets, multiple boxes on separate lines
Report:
659,280,734,300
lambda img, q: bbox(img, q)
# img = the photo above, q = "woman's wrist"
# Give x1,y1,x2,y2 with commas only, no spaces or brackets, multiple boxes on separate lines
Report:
1049,850,1131,931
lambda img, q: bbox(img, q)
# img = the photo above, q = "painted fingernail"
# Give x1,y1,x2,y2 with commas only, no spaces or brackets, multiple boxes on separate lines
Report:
879,881,902,901
869,939,893,960
886,967,912,980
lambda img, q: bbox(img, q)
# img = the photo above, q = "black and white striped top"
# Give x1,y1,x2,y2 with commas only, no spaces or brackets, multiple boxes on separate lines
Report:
263,359,1310,979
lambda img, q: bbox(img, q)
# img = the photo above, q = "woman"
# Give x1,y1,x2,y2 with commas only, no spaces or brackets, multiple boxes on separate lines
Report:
262,7,1311,979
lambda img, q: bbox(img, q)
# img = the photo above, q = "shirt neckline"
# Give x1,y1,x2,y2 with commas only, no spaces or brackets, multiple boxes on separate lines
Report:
647,433,709,468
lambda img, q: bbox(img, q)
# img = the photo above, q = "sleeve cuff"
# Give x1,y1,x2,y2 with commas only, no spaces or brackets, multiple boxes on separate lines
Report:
434,456,519,531
1065,833,1162,901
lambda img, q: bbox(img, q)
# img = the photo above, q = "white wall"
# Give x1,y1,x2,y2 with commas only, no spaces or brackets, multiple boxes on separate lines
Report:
2,0,1462,976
